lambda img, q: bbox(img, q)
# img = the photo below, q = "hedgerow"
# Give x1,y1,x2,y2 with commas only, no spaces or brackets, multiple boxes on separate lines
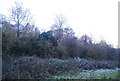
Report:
2,55,118,79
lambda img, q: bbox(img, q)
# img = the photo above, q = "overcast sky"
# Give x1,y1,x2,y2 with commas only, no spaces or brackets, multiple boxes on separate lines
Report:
0,0,119,47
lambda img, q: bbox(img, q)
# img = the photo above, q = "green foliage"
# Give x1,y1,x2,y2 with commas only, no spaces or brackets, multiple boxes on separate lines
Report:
51,69,119,79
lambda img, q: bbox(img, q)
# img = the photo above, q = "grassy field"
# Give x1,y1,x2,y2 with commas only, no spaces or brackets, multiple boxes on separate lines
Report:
51,68,120,79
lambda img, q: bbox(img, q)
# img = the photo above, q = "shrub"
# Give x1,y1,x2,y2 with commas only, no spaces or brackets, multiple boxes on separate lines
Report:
2,55,117,79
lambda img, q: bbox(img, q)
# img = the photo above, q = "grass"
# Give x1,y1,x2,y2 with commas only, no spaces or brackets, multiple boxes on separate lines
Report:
51,68,119,79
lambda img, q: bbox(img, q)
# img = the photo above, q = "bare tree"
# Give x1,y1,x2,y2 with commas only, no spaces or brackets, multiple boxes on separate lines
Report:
9,1,33,38
51,15,67,43
51,14,66,30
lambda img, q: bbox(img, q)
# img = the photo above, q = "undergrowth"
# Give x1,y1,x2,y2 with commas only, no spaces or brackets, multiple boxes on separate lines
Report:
2,54,118,79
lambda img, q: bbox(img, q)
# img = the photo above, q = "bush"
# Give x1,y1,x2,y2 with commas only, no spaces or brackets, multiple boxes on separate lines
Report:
2,55,117,79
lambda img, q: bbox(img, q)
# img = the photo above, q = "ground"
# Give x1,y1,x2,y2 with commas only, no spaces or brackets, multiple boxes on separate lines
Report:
2,55,120,79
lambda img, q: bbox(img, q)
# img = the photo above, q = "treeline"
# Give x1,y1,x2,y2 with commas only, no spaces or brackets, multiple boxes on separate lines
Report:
1,2,119,60
1,19,118,60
